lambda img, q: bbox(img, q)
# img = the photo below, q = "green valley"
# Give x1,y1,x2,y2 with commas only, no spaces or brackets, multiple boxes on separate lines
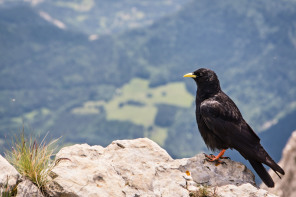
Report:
71,78,194,145
0,0,295,160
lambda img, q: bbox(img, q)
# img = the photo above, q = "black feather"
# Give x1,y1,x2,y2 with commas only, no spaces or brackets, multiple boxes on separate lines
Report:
249,160,274,187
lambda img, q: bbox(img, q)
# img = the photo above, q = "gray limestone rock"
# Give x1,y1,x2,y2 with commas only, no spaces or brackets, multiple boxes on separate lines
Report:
49,138,276,197
16,179,44,197
0,154,20,194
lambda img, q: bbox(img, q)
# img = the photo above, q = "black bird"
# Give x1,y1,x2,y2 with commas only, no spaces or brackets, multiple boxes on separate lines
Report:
184,68,284,188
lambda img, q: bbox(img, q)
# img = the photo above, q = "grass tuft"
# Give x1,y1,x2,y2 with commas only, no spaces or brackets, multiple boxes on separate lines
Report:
5,127,59,195
189,186,220,197
0,177,17,197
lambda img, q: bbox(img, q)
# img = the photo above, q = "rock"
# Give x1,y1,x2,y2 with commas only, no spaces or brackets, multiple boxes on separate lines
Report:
16,179,44,197
0,154,44,196
50,138,275,197
0,154,20,193
178,154,255,186
214,183,277,197
49,139,188,197
261,130,296,197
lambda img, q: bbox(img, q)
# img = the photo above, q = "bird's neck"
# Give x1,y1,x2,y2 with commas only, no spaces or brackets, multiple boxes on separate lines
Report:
196,83,221,101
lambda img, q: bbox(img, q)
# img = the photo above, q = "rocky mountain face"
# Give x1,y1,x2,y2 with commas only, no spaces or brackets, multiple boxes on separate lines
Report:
261,130,296,197
0,138,280,197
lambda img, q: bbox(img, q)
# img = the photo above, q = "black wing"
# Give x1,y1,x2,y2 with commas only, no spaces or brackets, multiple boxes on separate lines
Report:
199,96,261,159
200,96,284,176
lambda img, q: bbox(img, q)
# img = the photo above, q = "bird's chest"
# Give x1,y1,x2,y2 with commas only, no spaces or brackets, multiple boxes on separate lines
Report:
195,101,225,151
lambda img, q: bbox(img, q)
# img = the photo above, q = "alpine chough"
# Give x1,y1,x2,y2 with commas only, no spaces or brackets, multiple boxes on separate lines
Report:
184,68,284,188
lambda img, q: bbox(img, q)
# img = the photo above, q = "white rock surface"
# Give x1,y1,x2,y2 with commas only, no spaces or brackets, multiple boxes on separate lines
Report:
0,154,20,193
261,130,296,197
16,178,44,197
49,138,276,197
215,183,277,197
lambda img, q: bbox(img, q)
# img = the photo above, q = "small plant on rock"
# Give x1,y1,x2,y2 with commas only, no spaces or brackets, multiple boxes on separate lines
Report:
189,185,220,197
0,177,17,197
5,127,59,195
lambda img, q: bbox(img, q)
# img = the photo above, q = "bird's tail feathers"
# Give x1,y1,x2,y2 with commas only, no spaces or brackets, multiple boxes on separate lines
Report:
255,144,285,176
249,160,274,188
265,154,285,176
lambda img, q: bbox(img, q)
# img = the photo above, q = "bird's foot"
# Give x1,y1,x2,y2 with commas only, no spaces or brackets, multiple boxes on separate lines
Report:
203,153,225,161
203,149,229,166
204,153,216,160
214,160,226,166
203,154,227,166
204,154,229,159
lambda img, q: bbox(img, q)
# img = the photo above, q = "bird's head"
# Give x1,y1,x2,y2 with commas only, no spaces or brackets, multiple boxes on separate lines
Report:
184,68,221,92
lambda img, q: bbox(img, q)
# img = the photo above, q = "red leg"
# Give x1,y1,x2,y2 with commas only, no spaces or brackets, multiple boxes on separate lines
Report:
204,149,228,165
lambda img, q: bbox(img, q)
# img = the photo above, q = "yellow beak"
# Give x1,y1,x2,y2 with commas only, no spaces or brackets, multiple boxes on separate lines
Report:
183,73,197,78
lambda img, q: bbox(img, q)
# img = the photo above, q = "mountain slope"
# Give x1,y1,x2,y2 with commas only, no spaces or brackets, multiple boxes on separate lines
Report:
117,0,296,129
0,0,190,34
0,0,296,158
0,5,145,150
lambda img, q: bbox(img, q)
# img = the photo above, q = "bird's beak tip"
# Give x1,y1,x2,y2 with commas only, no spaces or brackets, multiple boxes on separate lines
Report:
183,73,197,78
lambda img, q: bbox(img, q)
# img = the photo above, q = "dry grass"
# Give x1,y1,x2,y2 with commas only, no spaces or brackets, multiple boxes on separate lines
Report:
0,177,17,197
5,127,59,195
189,186,220,197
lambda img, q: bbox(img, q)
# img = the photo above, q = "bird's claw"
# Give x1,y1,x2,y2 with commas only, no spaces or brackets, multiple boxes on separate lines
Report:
203,153,228,166
215,160,227,166
203,153,216,160
203,157,227,166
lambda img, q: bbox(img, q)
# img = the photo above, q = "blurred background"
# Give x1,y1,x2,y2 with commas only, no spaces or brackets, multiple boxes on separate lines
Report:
0,0,295,183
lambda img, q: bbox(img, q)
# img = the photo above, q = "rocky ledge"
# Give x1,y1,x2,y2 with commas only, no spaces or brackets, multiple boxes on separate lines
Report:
261,130,296,197
1,138,277,197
